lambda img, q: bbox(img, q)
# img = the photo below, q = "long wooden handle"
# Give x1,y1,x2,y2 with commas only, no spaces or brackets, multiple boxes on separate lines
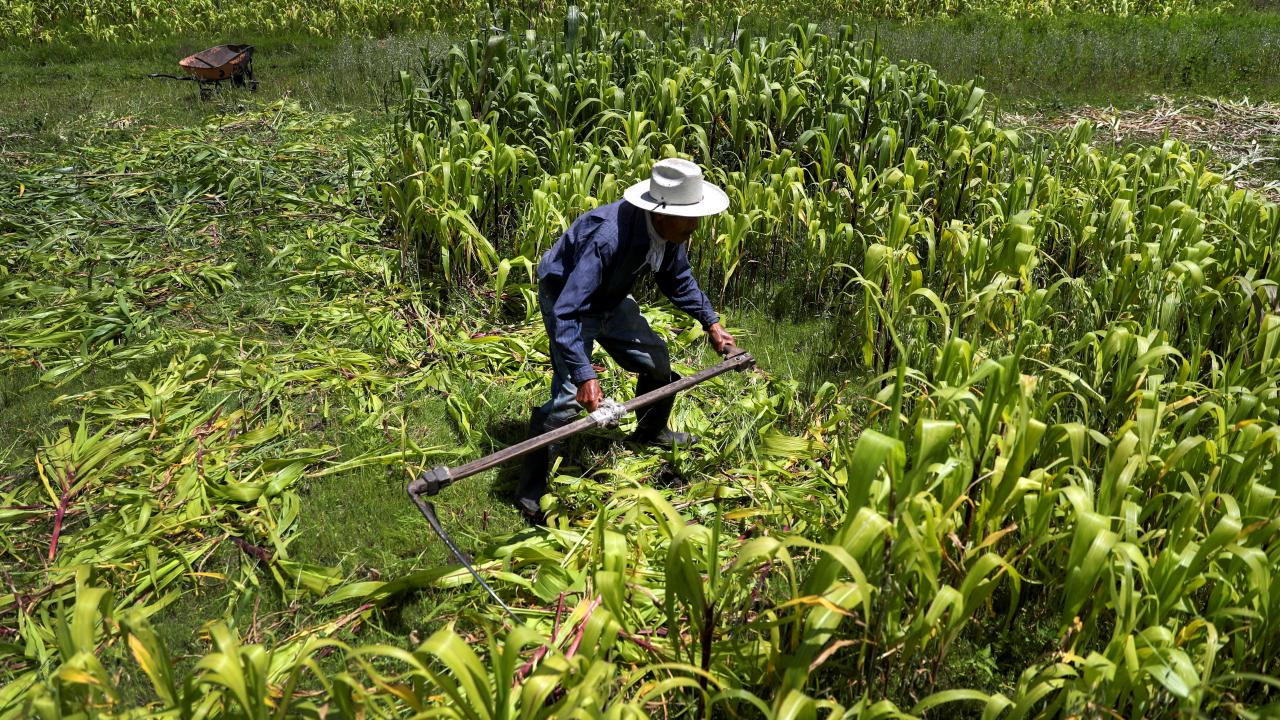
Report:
410,350,754,495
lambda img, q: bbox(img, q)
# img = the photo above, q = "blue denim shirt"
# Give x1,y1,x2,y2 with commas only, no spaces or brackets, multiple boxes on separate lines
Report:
538,199,719,384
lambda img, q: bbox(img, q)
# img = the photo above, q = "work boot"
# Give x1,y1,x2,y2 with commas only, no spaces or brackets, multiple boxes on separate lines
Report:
631,427,700,447
515,452,546,520
515,494,544,521
514,410,554,520
629,371,698,446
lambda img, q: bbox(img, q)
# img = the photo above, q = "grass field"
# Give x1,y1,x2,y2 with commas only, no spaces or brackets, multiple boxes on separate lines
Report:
4,5,1280,718
0,95,830,711
2,0,1248,43
5,11,1280,151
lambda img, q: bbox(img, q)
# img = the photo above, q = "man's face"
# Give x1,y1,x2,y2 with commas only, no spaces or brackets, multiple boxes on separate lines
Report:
651,213,700,244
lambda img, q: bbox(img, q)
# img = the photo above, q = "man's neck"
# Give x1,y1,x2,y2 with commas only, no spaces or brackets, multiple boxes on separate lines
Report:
643,212,667,271
645,211,667,242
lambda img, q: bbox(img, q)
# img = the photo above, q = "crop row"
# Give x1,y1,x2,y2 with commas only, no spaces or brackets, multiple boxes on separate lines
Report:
383,17,1280,716
1,16,1277,720
2,0,1233,43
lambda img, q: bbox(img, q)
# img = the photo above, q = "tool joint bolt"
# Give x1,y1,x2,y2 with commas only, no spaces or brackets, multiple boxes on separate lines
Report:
409,466,453,497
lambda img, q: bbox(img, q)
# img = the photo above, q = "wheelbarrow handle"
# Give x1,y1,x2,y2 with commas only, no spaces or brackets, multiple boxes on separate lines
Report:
147,73,197,82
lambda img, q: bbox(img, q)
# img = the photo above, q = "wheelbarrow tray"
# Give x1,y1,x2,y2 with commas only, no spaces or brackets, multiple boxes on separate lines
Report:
180,44,254,81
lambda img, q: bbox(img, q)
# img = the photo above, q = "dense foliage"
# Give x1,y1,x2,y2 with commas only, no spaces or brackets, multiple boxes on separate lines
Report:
0,0,1234,43
2,14,1279,720
387,17,1280,717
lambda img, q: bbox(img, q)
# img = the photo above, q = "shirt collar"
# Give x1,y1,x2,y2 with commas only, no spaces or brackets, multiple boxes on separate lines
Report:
644,212,667,272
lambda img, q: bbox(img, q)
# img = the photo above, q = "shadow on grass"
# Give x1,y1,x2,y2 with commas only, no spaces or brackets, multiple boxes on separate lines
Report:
475,415,529,503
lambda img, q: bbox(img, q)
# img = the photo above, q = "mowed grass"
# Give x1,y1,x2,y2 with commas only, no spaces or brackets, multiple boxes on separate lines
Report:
0,97,812,667
0,34,433,155
0,104,478,661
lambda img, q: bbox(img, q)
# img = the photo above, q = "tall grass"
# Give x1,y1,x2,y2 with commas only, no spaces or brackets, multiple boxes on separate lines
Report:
378,14,1280,717
1,0,1237,43
867,11,1280,103
3,11,1280,720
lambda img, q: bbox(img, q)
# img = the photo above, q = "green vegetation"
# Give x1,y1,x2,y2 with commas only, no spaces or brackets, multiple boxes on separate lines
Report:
384,21,1280,716
0,0,457,44
0,0,1238,44
0,105,521,709
867,11,1280,105
0,35,426,156
4,6,1280,720
7,10,1280,160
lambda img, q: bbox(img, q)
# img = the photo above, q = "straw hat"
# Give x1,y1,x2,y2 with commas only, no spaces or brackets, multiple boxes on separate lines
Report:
623,158,730,218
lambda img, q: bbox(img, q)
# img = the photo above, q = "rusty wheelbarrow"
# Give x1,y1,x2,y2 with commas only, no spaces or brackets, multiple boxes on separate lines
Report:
149,44,259,99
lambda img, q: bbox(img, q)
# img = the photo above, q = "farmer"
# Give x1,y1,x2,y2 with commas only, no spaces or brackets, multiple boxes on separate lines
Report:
516,158,736,518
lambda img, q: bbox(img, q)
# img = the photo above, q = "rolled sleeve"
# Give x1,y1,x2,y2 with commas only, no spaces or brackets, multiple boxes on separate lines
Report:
656,243,719,329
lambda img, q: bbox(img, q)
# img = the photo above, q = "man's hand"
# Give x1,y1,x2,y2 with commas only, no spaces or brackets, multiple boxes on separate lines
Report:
708,323,736,355
576,378,603,412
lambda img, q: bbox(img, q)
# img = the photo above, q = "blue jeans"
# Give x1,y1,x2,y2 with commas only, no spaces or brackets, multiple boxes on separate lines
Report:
535,285,674,431
517,286,677,506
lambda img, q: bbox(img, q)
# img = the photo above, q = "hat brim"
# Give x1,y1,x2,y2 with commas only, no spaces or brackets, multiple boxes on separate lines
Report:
622,179,730,218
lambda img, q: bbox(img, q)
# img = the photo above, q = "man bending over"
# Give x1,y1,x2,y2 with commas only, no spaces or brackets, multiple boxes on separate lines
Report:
516,158,736,518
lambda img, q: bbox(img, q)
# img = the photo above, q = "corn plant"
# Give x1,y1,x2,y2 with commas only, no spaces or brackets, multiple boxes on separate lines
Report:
4,12,1280,715
2,0,1235,43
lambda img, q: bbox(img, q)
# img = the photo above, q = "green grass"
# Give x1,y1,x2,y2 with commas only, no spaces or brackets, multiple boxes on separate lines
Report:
0,34,431,154
859,10,1280,106
5,9,1280,158
1,365,136,466
1,0,1243,44
4,12,1280,717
